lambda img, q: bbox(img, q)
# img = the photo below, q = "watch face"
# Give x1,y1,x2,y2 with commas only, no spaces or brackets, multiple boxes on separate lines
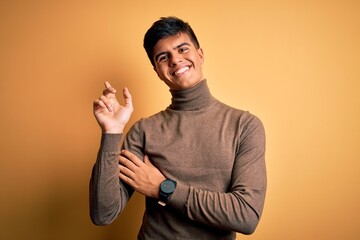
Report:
161,180,176,194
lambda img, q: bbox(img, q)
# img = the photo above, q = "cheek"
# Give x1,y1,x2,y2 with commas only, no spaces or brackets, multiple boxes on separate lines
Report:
155,65,165,74
156,68,169,80
159,67,167,76
187,54,201,65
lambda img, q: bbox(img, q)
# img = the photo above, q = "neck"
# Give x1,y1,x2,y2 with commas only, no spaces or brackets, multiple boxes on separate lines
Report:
168,79,214,111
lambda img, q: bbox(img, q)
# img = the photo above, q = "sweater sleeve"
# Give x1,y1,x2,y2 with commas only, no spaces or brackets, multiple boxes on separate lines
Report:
89,133,134,225
122,121,146,160
170,115,267,235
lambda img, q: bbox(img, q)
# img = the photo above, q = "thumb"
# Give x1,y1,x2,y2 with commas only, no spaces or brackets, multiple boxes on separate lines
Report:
123,87,133,111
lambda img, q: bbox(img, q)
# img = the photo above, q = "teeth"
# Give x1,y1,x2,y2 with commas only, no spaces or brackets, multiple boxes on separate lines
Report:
174,67,189,76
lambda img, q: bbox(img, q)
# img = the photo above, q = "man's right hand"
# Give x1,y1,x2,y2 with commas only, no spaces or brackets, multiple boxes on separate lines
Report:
93,81,133,133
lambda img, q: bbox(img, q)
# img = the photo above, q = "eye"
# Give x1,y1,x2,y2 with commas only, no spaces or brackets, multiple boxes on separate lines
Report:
158,55,168,63
179,47,189,53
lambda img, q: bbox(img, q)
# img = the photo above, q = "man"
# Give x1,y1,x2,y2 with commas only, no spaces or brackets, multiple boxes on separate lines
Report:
90,16,266,239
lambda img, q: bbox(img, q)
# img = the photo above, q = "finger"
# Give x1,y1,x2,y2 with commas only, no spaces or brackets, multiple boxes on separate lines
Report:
103,81,117,97
104,81,112,88
103,86,117,97
93,99,106,110
119,154,138,171
99,95,113,112
123,87,133,111
120,150,143,167
118,164,135,178
118,168,135,186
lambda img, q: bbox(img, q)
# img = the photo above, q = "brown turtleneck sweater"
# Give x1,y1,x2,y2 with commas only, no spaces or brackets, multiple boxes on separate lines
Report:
90,80,266,239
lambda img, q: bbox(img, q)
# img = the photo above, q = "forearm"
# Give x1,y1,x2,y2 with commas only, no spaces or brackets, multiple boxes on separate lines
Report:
169,177,266,234
89,133,133,225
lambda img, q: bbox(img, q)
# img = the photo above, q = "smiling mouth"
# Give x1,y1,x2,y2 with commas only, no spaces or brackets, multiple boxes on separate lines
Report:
173,66,190,76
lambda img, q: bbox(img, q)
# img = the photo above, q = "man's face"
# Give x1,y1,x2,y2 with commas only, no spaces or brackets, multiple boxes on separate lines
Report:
152,33,204,90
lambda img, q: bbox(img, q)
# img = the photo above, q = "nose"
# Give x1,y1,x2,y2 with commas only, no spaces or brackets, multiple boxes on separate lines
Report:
169,53,182,66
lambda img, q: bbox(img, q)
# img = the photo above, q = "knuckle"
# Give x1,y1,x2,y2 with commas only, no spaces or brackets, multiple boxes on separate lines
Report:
99,95,106,101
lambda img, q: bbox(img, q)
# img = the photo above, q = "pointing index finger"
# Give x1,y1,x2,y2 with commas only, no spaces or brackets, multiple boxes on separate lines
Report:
104,81,111,88
103,81,117,96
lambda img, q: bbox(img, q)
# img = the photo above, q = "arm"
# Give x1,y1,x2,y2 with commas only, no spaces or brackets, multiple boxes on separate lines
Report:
89,133,134,225
170,116,267,234
118,122,166,199
118,115,266,234
89,82,134,225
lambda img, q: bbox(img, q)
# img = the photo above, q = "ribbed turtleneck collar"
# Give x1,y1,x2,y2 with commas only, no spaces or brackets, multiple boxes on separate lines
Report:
168,80,214,111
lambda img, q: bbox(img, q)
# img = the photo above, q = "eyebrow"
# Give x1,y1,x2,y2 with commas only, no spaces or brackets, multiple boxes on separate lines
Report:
154,42,191,62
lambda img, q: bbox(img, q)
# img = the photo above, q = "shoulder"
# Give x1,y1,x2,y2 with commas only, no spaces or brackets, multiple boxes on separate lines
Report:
238,111,265,148
215,99,262,122
128,110,168,130
214,99,265,135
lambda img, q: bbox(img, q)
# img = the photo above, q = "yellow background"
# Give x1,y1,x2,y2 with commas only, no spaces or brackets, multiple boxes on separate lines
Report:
1,0,359,239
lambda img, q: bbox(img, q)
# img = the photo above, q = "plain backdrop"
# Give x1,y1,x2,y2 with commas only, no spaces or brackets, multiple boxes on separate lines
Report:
0,0,359,239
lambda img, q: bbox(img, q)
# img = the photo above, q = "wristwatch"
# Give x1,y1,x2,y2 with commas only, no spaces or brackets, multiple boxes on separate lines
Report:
158,179,177,206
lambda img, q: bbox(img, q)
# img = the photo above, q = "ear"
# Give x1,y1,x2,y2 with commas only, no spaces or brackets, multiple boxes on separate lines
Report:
197,48,204,64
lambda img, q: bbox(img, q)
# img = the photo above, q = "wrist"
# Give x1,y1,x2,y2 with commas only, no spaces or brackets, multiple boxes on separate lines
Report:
102,126,125,134
158,178,177,206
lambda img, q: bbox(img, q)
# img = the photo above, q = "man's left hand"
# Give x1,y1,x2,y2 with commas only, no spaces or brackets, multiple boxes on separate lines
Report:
118,150,166,198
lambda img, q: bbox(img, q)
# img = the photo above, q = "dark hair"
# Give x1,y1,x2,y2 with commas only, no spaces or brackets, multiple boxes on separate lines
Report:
143,16,200,66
